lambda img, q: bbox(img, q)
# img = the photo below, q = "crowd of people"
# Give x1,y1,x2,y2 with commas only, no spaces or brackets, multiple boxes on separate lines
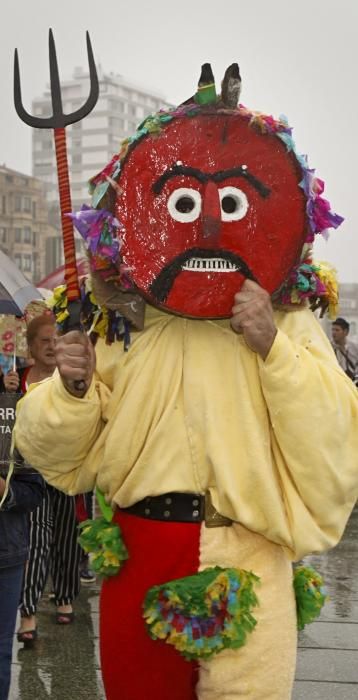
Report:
0,314,96,700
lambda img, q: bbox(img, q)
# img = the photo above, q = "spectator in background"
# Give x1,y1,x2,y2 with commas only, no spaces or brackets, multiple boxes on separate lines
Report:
3,315,82,644
331,317,358,384
0,464,45,700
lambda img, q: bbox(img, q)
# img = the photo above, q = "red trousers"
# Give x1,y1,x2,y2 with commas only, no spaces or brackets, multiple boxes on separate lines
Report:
100,511,201,700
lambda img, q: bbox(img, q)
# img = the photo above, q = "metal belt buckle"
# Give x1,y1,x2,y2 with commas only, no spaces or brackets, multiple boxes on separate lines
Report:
204,491,233,528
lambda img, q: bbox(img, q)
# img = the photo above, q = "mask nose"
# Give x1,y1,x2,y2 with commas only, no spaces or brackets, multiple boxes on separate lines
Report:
201,181,221,239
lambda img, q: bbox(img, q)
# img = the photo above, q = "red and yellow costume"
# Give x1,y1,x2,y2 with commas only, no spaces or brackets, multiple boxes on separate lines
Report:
14,64,358,699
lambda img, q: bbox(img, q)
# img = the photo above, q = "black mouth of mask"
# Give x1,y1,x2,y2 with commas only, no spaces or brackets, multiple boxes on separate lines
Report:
149,247,257,303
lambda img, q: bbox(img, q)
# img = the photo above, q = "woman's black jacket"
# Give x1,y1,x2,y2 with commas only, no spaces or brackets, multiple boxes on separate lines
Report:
0,470,45,569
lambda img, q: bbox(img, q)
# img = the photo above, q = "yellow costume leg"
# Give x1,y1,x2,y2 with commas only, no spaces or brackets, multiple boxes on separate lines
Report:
197,524,297,699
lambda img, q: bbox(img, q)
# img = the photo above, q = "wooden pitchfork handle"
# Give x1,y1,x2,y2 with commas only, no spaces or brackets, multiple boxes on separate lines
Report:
14,28,99,391
53,127,80,302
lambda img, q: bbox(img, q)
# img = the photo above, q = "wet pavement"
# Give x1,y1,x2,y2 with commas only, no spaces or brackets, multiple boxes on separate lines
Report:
293,505,358,700
9,584,105,699
9,506,358,699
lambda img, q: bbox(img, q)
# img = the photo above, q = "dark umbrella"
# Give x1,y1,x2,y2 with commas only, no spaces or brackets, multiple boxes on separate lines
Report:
0,250,42,315
37,257,89,290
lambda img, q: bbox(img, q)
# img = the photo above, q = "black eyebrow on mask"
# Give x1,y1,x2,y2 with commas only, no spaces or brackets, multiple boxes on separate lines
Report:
152,164,271,198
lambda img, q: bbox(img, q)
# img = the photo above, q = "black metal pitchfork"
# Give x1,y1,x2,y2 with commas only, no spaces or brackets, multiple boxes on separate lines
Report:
14,29,99,391
14,28,99,315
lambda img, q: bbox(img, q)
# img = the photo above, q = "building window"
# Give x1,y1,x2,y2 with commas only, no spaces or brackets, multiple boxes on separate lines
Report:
15,228,22,242
108,99,124,113
23,227,32,243
23,196,31,212
14,254,22,270
0,227,6,243
14,195,22,212
32,232,37,246
36,164,53,175
1,196,6,214
72,153,82,165
32,201,37,219
23,254,32,271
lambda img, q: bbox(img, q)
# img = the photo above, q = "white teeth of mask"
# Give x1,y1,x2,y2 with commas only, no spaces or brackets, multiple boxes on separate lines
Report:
182,258,238,272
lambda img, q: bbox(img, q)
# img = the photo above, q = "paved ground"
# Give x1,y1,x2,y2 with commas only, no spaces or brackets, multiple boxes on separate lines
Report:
9,585,105,699
9,506,358,699
293,505,358,700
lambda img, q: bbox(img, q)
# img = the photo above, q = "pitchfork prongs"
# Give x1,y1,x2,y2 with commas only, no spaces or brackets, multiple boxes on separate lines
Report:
14,28,99,129
14,27,99,307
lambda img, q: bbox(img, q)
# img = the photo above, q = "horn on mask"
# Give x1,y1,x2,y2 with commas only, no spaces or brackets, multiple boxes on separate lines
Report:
221,63,241,109
194,63,217,105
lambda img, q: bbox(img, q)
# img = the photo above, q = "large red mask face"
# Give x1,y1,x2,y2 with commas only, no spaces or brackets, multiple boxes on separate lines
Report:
116,113,308,318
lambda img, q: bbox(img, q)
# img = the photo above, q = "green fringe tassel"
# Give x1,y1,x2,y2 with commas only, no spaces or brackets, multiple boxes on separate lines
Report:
78,517,128,578
294,565,327,630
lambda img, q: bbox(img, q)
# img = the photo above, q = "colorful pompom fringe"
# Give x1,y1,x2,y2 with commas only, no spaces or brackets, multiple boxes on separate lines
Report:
293,565,327,630
47,280,131,350
78,517,128,578
143,566,260,661
275,257,339,318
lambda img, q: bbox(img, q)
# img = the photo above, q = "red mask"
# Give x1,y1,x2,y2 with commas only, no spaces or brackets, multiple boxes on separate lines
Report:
116,112,307,318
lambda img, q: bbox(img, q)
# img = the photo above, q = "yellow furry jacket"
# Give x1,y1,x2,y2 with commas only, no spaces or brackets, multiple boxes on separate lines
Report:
14,305,358,561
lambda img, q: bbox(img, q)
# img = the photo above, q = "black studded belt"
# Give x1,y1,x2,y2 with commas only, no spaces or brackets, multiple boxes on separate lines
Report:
120,492,233,527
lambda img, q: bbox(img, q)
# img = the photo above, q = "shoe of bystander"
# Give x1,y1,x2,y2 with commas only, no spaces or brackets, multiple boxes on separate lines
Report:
80,568,96,584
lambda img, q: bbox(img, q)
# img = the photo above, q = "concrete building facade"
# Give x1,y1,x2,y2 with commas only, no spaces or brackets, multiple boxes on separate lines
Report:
0,165,58,283
32,66,172,218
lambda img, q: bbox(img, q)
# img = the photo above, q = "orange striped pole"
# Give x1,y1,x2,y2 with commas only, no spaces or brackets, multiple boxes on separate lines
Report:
54,127,80,301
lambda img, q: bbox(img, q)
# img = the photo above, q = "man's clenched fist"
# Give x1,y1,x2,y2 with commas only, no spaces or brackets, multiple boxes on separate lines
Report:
231,280,277,360
55,331,96,397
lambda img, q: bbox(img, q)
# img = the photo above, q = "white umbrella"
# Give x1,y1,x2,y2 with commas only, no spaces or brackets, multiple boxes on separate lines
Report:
0,250,46,369
0,249,42,315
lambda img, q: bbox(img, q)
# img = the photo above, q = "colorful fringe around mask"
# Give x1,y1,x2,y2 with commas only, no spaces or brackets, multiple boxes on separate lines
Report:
47,280,132,350
143,566,260,661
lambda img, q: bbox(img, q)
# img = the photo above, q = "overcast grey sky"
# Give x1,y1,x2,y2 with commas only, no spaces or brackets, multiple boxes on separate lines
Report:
1,0,357,282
